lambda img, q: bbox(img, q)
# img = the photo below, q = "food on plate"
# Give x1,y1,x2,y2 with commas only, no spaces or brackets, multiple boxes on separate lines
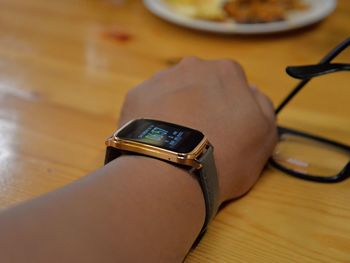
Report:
164,0,227,20
164,0,308,23
224,0,308,23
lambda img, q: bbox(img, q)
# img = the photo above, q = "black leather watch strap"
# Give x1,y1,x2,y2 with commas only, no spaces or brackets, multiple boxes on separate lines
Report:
191,145,219,235
104,146,121,165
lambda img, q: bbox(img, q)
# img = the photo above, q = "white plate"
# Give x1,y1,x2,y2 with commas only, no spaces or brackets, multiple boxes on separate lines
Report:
143,0,337,34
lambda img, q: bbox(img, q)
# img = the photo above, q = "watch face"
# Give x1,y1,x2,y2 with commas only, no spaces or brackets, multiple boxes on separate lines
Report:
117,119,205,153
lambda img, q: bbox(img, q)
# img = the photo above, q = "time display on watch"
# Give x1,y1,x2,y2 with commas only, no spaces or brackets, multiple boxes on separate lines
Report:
117,119,204,153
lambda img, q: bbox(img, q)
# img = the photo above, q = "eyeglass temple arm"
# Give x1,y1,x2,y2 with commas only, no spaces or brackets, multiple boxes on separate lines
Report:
275,37,350,115
286,63,350,79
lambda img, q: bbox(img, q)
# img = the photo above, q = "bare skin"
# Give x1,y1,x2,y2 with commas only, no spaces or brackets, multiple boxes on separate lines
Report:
0,57,277,262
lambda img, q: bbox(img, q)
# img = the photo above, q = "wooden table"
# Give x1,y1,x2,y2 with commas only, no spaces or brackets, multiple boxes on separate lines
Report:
0,0,349,262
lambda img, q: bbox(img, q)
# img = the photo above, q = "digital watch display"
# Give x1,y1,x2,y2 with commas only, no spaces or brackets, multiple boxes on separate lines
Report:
116,119,204,153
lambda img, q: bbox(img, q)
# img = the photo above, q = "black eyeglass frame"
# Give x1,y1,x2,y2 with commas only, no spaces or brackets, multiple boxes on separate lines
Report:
269,38,350,183
270,126,350,183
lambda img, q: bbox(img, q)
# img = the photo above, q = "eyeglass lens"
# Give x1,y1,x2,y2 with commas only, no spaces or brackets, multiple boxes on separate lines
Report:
273,133,350,177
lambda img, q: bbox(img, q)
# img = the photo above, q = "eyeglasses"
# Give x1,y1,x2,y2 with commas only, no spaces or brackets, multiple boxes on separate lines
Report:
269,38,350,183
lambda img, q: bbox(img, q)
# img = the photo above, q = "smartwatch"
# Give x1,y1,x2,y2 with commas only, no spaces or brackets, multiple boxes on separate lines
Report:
104,118,220,238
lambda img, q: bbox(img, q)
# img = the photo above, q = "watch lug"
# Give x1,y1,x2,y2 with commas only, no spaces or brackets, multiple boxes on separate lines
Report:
195,161,203,170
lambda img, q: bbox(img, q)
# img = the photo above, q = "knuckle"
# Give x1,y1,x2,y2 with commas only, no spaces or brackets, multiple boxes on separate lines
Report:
178,56,202,66
259,117,271,136
125,87,137,103
264,115,277,136
264,99,277,123
262,93,274,108
151,68,168,80
253,111,273,138
218,59,243,72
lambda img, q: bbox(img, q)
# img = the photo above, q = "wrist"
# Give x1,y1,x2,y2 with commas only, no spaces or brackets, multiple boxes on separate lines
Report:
106,154,206,234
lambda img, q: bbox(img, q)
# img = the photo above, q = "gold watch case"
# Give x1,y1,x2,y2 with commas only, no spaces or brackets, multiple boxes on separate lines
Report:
105,120,210,170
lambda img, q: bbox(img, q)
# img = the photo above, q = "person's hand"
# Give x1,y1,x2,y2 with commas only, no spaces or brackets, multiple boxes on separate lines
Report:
119,57,277,204
0,57,278,263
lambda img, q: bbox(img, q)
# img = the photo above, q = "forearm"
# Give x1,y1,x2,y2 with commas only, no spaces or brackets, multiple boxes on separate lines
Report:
0,156,205,262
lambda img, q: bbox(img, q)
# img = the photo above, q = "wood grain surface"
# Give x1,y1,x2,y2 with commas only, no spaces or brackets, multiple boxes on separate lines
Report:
0,0,349,262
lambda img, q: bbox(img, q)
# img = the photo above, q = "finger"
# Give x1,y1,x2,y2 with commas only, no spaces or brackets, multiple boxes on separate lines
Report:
250,86,276,122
